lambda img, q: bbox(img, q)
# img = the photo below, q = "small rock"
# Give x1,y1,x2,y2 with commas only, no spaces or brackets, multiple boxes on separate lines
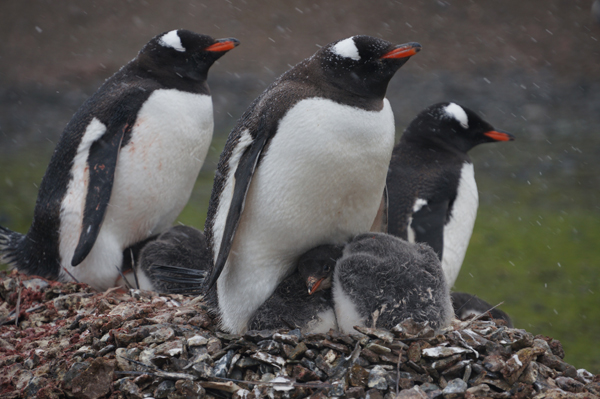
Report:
442,378,468,399
187,335,209,347
114,378,143,399
170,379,205,399
368,365,388,390
395,385,429,399
422,347,469,359
289,342,308,360
69,358,116,399
555,376,585,393
273,332,299,345
154,380,176,399
349,364,370,386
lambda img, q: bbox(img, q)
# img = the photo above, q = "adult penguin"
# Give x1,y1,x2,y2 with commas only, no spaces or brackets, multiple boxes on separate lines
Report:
205,36,421,333
0,30,238,291
385,103,514,287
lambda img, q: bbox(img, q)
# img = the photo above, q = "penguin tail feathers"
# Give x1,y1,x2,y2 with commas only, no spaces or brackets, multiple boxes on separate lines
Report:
141,263,206,295
0,225,25,269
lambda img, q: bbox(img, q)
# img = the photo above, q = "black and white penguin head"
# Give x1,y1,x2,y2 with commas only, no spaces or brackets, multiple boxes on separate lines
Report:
137,30,239,82
315,36,421,99
297,244,344,295
406,102,515,152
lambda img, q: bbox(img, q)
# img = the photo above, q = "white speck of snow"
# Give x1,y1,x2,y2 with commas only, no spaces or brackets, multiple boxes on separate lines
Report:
443,103,469,128
35,26,43,33
159,30,185,52
512,354,523,367
332,37,360,61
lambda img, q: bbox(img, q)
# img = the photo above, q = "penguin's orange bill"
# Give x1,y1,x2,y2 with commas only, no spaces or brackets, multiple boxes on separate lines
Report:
483,130,515,141
205,39,240,52
381,43,422,59
307,277,325,295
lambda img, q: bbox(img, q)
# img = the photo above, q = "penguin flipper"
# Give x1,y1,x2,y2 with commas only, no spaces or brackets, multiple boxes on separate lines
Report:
205,126,269,290
410,199,449,260
71,122,128,266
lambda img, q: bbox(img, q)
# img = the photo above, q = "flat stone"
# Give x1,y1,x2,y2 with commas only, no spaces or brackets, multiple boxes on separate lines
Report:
396,385,429,398
273,333,299,345
422,347,469,359
441,378,468,399
349,364,370,386
187,335,209,347
367,365,388,390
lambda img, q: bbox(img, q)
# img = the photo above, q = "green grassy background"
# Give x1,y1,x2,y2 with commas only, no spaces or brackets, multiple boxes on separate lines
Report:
1,135,599,374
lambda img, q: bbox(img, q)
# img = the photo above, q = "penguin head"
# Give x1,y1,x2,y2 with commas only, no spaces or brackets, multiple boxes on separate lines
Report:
138,30,239,83
317,36,421,100
405,102,515,152
297,244,344,295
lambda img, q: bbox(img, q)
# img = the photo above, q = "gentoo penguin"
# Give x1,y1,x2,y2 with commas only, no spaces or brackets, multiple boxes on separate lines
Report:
204,35,421,333
332,233,453,333
0,30,239,291
451,292,513,327
385,103,514,288
134,225,211,294
248,244,343,332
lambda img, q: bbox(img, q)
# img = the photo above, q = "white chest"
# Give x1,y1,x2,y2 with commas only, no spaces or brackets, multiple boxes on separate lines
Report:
442,162,478,287
108,89,213,238
58,89,213,290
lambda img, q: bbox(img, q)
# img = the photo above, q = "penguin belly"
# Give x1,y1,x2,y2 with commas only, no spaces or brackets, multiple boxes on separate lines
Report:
442,162,478,287
217,97,395,333
58,89,213,290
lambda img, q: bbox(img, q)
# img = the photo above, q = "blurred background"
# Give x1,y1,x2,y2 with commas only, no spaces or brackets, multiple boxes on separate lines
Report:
1,0,599,372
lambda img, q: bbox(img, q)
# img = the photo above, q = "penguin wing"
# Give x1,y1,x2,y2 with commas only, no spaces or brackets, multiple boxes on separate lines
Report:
410,199,449,260
205,114,270,289
71,119,133,266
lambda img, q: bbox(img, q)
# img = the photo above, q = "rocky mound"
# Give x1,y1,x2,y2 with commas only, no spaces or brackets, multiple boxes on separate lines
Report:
0,270,598,399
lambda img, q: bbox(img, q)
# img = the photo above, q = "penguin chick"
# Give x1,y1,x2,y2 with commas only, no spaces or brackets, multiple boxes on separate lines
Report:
248,244,344,333
333,232,454,333
451,291,513,327
0,30,239,291
386,102,514,288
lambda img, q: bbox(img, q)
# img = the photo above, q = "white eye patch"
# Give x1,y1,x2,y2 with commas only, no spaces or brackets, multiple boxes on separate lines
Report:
444,103,469,129
159,30,186,52
332,37,360,61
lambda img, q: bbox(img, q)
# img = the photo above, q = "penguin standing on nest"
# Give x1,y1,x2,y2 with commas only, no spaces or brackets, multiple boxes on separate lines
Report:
204,36,421,333
0,30,239,291
385,103,514,288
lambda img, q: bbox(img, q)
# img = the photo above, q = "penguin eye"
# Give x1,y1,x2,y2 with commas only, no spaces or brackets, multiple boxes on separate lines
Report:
323,265,331,273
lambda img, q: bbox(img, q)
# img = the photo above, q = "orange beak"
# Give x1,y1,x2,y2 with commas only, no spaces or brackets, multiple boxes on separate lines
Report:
205,38,240,52
307,277,325,295
483,130,515,142
381,42,422,59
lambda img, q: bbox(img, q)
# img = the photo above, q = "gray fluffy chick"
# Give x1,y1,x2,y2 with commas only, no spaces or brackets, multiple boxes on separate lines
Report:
333,232,453,333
